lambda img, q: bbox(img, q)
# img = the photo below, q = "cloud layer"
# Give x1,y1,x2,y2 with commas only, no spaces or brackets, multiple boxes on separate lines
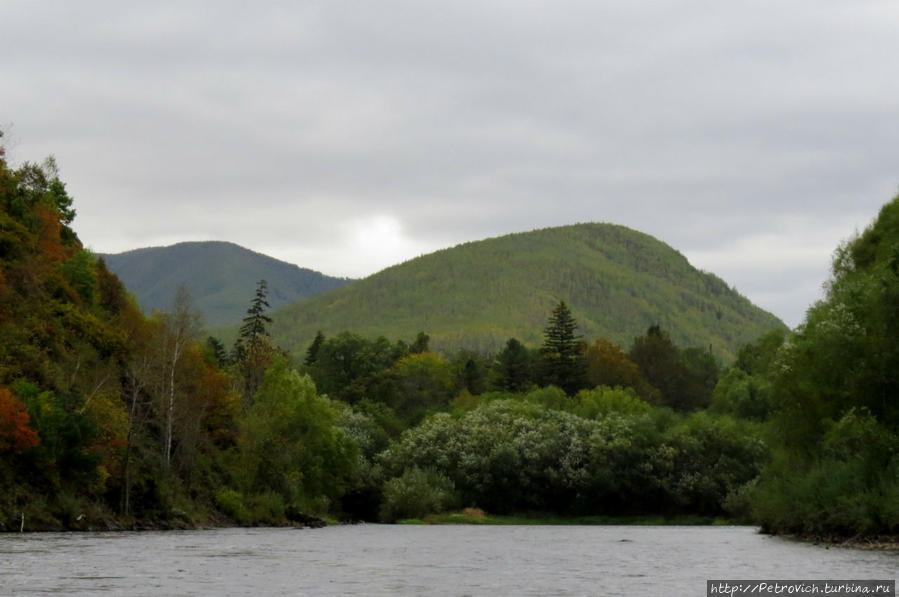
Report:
4,1,898,327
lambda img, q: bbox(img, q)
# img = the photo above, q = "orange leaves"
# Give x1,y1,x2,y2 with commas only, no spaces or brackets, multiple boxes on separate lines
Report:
0,388,40,453
35,205,71,264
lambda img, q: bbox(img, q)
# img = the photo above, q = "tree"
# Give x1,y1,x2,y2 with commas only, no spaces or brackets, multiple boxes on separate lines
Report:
538,301,585,395
410,332,430,354
0,388,40,453
734,329,786,377
160,285,202,469
205,336,228,367
457,353,488,396
490,338,534,392
390,353,457,424
628,325,687,409
240,279,272,345
584,338,643,391
304,331,325,366
235,279,275,402
237,357,359,513
679,346,719,410
308,332,405,402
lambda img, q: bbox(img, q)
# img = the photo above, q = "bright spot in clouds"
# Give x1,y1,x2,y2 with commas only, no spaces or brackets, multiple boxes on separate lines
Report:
345,215,430,277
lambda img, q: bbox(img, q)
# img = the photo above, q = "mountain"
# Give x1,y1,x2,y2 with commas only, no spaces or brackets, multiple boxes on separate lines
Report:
101,241,352,326
273,223,785,361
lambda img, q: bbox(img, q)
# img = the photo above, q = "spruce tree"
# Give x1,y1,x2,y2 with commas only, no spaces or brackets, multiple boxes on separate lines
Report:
492,337,533,392
305,330,325,366
237,279,274,402
539,301,586,395
240,279,272,347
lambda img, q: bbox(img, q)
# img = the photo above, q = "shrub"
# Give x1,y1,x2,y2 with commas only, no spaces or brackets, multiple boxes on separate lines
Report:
215,489,250,524
247,492,286,525
379,467,457,522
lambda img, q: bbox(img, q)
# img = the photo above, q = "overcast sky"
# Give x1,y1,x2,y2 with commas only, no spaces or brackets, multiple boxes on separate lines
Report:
3,1,898,327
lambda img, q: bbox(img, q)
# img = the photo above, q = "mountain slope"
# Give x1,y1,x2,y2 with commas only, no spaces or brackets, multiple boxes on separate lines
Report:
102,241,352,326
273,223,785,361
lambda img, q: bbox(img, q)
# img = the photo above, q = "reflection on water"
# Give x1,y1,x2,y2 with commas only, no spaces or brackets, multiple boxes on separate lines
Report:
0,525,895,596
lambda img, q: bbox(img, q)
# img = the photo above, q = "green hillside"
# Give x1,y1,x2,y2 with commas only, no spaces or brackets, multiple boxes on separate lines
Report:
273,223,785,361
102,241,352,326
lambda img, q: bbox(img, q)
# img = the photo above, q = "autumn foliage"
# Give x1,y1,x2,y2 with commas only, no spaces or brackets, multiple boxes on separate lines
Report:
0,388,40,453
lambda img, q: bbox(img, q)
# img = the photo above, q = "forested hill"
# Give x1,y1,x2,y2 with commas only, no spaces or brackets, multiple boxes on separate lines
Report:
102,241,352,325
273,223,785,361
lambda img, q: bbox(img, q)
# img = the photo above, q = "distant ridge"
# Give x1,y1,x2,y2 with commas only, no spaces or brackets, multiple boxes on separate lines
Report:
102,241,352,326
273,223,785,361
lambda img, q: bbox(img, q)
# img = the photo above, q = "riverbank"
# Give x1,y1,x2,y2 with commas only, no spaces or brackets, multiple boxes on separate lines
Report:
775,533,899,551
398,508,734,526
0,505,328,533
405,510,899,550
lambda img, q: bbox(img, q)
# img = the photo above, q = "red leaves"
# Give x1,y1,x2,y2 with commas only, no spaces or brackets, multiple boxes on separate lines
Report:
0,388,40,453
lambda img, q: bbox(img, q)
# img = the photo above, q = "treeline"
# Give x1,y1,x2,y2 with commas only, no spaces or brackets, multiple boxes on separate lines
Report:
4,134,897,539
751,198,899,539
0,139,355,529
294,301,771,523
301,302,721,424
0,134,763,529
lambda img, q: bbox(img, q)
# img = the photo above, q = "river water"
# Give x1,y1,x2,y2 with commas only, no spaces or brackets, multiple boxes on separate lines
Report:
0,525,895,596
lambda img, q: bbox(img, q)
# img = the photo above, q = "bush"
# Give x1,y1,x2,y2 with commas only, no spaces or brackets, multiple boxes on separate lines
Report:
215,489,250,524
379,467,457,522
247,492,286,524
572,386,652,419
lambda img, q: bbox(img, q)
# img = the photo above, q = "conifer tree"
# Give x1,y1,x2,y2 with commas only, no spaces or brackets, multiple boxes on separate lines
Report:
236,279,274,402
492,338,534,392
240,279,272,347
305,330,325,366
539,301,586,395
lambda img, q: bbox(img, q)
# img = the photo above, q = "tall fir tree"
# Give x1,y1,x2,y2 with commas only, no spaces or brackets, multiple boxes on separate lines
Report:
304,330,325,366
539,301,586,395
491,337,534,392
236,279,274,402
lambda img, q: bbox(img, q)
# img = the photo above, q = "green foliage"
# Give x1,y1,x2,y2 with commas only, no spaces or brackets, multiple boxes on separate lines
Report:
215,488,250,524
710,368,773,421
239,279,272,343
389,353,457,424
237,356,359,514
102,241,352,326
380,399,765,517
379,467,458,523
571,386,652,419
629,326,719,410
306,331,406,402
538,301,586,395
58,249,97,304
754,195,899,538
490,338,535,392
304,330,325,365
234,279,275,400
0,136,357,530
734,329,786,377
272,223,785,361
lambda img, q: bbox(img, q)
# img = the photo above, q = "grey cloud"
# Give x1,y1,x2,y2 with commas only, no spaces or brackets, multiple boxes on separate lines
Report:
4,0,899,329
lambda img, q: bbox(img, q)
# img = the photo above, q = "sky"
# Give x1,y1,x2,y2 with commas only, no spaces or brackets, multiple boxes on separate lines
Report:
3,1,898,328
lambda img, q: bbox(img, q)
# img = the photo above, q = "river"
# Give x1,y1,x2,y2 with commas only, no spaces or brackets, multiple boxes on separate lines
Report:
1,525,896,596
